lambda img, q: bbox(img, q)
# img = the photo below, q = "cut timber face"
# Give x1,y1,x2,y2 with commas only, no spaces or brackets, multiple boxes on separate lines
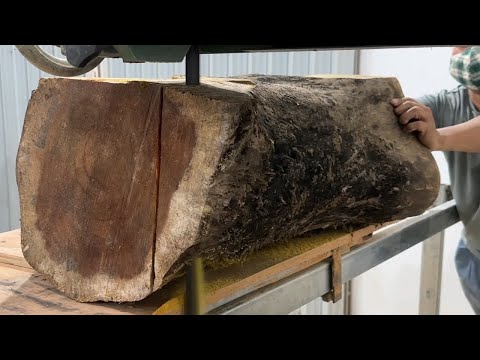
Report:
17,80,163,301
16,75,440,302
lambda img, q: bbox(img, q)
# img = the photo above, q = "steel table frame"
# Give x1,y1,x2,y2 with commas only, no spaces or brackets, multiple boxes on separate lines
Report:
208,185,459,315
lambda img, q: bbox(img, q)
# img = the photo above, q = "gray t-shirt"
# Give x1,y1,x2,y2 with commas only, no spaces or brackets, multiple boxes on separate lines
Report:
418,85,480,259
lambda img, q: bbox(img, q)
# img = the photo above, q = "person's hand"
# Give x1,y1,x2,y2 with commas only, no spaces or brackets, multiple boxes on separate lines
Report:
390,97,443,151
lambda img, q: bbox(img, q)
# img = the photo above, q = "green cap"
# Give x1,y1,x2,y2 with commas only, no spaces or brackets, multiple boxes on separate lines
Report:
450,46,480,91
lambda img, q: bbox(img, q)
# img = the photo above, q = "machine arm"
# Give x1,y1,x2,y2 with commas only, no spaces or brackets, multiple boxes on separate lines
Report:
16,45,441,77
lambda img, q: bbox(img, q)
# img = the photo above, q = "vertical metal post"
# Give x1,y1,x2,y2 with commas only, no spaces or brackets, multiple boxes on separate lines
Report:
343,281,353,315
184,257,205,315
419,187,448,315
186,45,200,85
419,232,445,314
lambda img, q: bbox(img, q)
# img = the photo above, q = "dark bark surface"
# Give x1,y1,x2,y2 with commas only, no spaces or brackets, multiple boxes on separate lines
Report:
167,76,439,276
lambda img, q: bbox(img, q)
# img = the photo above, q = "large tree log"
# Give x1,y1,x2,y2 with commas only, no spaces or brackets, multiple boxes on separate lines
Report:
16,75,440,302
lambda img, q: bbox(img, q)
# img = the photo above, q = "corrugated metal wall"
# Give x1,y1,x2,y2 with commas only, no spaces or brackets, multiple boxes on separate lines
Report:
0,45,97,232
102,50,356,78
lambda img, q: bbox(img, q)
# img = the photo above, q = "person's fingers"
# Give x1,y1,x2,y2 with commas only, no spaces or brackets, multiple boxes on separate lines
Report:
393,100,423,115
403,121,427,134
398,106,426,125
391,97,417,106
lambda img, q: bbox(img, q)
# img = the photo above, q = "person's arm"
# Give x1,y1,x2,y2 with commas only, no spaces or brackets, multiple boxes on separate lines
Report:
437,117,480,152
391,97,480,152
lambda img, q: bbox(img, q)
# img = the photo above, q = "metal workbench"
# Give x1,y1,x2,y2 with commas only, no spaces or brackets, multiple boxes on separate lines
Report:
208,185,459,315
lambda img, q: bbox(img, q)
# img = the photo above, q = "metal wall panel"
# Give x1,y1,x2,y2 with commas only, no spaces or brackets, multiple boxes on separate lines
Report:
101,49,357,78
0,45,95,231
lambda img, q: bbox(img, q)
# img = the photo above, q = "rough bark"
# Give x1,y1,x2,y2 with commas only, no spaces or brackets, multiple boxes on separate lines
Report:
16,75,440,302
